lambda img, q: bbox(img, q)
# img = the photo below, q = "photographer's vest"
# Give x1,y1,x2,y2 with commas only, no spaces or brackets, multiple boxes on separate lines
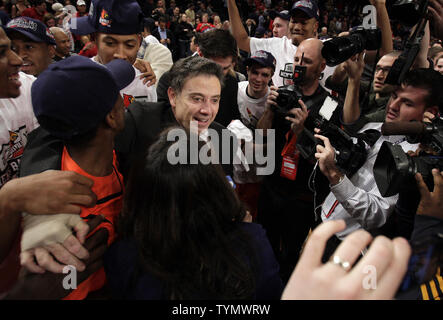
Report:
280,88,329,180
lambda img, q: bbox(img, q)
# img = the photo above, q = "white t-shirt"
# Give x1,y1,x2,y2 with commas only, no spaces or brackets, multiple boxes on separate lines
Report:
91,56,158,107
120,67,158,107
0,72,39,187
237,81,269,129
144,35,160,44
250,36,296,88
250,36,335,90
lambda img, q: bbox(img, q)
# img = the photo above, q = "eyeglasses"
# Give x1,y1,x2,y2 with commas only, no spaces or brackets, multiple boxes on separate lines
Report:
375,66,391,74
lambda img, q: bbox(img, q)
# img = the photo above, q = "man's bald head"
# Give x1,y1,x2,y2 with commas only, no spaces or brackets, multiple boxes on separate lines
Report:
50,27,71,58
294,38,326,87
298,38,325,61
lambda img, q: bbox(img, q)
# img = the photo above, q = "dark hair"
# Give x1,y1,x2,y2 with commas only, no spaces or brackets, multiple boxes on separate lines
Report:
197,29,238,62
119,127,257,299
169,55,224,95
402,68,443,112
143,18,156,33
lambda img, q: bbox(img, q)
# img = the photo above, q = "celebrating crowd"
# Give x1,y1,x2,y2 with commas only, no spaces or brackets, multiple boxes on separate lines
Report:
0,0,442,301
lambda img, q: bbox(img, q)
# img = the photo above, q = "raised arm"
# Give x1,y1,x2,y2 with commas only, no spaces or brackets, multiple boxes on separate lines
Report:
342,52,365,124
365,0,393,64
227,0,251,52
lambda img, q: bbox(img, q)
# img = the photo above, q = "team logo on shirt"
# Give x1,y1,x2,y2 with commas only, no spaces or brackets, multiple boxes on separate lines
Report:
123,94,135,107
0,126,27,187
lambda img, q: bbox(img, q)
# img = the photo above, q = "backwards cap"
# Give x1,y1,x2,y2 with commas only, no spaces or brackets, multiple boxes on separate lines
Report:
32,56,135,139
70,0,143,35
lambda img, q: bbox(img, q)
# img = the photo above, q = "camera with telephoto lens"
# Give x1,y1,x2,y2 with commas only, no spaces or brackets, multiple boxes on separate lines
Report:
273,65,307,116
297,118,368,177
321,27,381,67
295,96,369,177
374,117,443,197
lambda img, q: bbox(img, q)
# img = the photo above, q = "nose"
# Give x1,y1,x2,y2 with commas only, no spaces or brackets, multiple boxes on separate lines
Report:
113,44,127,60
375,68,385,79
199,101,210,114
8,49,23,67
389,97,401,112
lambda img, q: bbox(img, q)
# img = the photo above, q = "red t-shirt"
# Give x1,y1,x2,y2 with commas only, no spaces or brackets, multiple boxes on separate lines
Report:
61,147,124,300
21,7,45,22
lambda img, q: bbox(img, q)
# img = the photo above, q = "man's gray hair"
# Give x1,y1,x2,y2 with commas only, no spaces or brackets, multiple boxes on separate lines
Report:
169,56,224,94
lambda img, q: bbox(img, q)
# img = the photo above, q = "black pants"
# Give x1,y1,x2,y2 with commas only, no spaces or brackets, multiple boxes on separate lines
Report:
257,178,315,284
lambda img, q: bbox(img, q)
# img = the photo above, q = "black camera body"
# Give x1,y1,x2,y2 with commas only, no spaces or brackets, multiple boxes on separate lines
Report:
321,27,381,66
297,119,368,176
374,117,443,197
390,0,429,27
275,85,303,113
273,65,307,115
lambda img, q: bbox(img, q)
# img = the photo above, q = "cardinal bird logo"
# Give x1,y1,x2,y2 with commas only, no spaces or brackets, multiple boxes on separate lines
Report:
123,94,135,107
99,9,111,27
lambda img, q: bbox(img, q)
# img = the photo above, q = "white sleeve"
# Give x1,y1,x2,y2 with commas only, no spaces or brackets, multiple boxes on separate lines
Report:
250,37,276,55
330,175,398,230
143,43,173,88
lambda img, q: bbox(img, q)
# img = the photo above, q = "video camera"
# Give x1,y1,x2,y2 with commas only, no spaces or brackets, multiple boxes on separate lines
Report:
374,117,443,197
321,27,381,67
296,97,368,177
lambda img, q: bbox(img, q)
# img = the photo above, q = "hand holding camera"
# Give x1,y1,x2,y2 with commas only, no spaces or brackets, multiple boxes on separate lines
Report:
343,51,366,81
314,133,344,186
416,169,443,219
285,100,308,136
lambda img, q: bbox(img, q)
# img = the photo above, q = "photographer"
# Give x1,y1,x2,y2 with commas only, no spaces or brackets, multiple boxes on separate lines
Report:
315,68,442,257
326,51,401,129
228,0,393,89
256,38,342,282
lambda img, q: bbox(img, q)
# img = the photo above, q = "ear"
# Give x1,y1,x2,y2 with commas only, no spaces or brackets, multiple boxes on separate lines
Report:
319,59,326,73
314,21,319,34
167,87,177,109
105,106,119,129
48,45,55,59
104,96,123,130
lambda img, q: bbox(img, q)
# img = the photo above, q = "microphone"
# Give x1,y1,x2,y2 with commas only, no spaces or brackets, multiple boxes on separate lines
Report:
381,121,425,136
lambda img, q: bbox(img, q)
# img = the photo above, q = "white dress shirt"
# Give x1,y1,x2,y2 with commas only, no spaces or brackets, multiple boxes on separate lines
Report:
321,122,419,240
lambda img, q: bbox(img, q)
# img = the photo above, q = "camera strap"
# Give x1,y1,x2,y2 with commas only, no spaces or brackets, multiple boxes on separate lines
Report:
280,131,300,180
280,90,330,181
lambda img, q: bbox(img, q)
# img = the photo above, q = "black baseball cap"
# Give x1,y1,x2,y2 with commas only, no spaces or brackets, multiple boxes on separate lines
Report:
5,17,56,45
291,0,320,21
70,0,143,35
245,50,276,70
32,56,135,139
271,10,290,21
